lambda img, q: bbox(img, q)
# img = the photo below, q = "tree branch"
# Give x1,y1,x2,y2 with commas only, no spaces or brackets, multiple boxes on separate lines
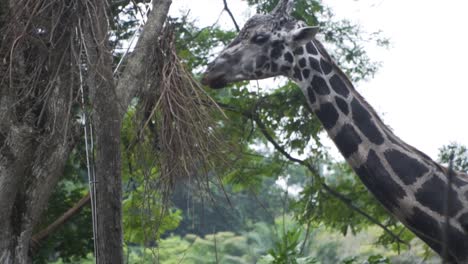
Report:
220,103,409,247
30,193,90,253
115,0,173,116
222,0,240,32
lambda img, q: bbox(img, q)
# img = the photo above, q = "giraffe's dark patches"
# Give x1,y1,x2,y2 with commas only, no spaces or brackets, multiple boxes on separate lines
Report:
270,40,284,59
313,39,333,61
405,207,441,248
272,40,284,47
320,58,333,74
315,103,339,130
271,62,278,72
451,173,468,188
244,63,254,73
354,150,406,210
351,99,384,145
459,213,468,232
308,57,322,73
311,76,330,95
305,42,318,55
281,65,292,73
255,71,263,77
415,237,453,264
384,149,429,185
293,30,312,43
307,86,316,104
256,55,268,68
271,48,282,59
298,58,307,68
329,74,350,97
415,176,463,217
387,133,401,146
386,135,414,154
293,67,302,81
334,124,362,158
447,228,468,262
405,208,468,261
293,47,304,55
263,63,270,70
335,97,349,115
232,54,242,64
284,52,294,63
302,69,310,79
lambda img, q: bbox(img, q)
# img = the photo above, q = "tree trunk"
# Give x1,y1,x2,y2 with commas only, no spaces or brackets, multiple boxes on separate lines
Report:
0,1,79,260
83,1,124,262
0,65,78,264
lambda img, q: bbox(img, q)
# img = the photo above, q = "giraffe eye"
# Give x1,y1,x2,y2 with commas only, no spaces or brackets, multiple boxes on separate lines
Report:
251,34,269,44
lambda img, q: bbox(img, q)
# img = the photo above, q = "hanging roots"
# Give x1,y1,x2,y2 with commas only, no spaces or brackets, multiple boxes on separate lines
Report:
0,0,92,139
135,23,226,192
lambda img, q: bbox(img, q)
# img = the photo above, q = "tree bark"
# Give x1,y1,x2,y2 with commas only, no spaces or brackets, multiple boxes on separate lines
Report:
83,1,124,262
0,2,78,262
0,60,78,264
0,123,35,263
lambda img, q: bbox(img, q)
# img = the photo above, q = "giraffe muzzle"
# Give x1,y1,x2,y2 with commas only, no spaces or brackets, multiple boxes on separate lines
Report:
201,72,228,89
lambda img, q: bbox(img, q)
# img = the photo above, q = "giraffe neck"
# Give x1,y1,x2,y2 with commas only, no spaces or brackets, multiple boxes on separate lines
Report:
291,40,401,170
289,39,468,262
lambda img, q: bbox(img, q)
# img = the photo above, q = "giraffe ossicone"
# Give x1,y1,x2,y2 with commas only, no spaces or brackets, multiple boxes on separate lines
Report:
201,0,468,262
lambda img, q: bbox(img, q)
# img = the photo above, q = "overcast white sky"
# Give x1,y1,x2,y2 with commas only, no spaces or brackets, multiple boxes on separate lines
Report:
169,0,468,160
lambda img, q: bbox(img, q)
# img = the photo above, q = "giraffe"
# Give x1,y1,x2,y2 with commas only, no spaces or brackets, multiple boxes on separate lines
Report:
201,0,468,262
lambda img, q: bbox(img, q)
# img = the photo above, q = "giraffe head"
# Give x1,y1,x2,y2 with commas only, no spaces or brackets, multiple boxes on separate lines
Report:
201,0,319,89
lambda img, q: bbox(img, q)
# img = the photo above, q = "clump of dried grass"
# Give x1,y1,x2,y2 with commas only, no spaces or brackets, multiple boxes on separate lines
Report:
136,24,226,192
127,24,229,246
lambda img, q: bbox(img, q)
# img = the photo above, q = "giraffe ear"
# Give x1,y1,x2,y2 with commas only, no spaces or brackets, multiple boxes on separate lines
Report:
291,26,319,46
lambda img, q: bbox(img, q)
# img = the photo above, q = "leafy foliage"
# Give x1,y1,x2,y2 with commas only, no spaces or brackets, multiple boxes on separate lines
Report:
123,186,182,244
267,229,317,264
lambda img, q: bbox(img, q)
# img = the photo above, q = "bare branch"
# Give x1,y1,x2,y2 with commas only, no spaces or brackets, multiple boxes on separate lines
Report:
222,0,240,32
31,193,90,253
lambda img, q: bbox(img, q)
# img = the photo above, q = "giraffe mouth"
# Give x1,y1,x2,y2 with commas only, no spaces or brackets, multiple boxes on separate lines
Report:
201,73,228,89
